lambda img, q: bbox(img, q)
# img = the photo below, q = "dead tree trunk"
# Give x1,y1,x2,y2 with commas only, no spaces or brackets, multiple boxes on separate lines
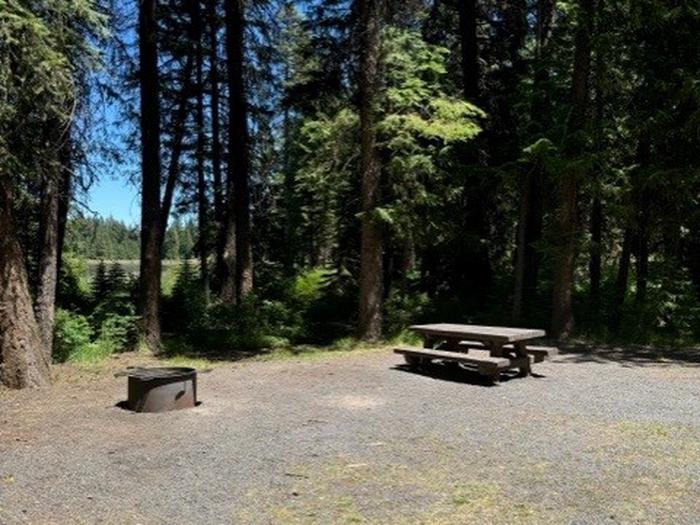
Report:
223,0,253,303
357,0,385,341
138,0,163,352
0,182,51,389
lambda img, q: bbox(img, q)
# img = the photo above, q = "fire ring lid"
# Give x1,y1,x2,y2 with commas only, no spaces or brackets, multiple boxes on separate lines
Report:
126,367,196,381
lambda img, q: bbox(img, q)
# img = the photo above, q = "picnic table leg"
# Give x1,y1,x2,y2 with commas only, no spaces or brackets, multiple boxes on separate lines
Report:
488,341,504,357
515,341,531,377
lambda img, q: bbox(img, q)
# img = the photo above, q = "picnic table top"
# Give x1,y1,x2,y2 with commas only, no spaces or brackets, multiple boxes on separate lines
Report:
409,323,546,343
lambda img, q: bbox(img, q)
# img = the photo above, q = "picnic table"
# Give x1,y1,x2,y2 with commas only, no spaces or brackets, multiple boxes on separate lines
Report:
394,323,558,383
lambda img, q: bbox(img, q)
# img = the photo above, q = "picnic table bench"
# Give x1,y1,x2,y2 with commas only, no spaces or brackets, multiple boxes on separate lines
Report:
394,323,558,383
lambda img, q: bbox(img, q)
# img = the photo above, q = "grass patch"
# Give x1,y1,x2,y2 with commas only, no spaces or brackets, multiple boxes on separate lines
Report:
66,340,114,364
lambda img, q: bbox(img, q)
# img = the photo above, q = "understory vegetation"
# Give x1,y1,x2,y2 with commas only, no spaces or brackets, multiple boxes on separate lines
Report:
2,0,700,388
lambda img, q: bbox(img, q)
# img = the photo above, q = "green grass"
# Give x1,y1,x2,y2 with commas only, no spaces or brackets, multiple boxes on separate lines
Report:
65,340,114,364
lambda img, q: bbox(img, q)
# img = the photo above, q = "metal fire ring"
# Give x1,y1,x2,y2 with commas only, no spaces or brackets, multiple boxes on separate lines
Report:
126,367,197,412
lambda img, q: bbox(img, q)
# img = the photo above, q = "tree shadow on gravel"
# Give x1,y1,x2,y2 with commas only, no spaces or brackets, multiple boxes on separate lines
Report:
555,342,700,368
392,362,547,386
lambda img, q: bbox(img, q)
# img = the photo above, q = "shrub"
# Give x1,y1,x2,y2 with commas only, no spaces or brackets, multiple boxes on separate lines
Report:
163,260,207,334
53,309,93,363
96,313,139,352
57,254,91,312
287,267,357,343
383,288,430,338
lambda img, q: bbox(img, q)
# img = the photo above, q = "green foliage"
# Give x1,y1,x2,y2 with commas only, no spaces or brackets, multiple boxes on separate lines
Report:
53,305,138,364
0,0,105,184
57,254,91,312
53,309,93,363
92,260,110,301
294,26,484,258
383,288,430,338
163,260,207,334
64,216,197,260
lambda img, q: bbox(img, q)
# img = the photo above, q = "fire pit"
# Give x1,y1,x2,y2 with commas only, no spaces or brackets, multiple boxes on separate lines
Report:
126,367,197,412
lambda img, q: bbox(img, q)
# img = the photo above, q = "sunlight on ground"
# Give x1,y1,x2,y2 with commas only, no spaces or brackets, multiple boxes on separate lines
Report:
234,419,700,525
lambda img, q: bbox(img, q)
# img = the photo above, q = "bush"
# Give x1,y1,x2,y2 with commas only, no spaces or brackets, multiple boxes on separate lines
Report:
53,309,93,363
96,313,139,352
57,254,91,312
202,297,290,351
163,260,207,334
287,267,357,343
383,288,430,338
54,305,139,363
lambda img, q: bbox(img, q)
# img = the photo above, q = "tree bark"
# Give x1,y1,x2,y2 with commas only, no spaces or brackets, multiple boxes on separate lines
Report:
138,0,163,352
609,228,632,332
223,0,253,303
513,1,553,321
193,0,210,298
35,170,61,355
56,152,72,294
635,194,650,304
159,52,195,245
589,192,603,307
208,0,225,279
459,0,479,102
633,137,651,305
513,0,555,316
513,169,533,322
0,182,51,389
457,0,493,302
589,0,605,309
550,0,593,339
357,0,384,341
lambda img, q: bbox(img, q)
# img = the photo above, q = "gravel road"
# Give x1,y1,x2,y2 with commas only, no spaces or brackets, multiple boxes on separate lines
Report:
1,347,699,524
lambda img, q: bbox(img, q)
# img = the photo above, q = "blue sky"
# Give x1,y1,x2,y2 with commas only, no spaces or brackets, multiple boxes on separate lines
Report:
87,175,140,225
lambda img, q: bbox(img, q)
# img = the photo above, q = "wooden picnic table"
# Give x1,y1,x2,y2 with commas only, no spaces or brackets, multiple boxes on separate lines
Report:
394,323,556,382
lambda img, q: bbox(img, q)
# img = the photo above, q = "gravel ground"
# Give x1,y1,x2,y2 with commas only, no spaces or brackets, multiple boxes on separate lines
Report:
1,346,699,524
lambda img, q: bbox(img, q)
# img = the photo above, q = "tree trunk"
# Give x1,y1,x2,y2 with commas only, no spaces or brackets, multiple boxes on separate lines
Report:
35,170,61,355
223,0,253,303
522,172,544,306
457,0,493,303
589,0,605,309
56,151,72,294
589,193,603,307
0,182,51,389
633,137,651,305
609,228,632,332
551,173,579,338
193,0,210,298
635,195,650,304
357,0,384,341
208,0,225,279
513,170,532,322
550,0,593,339
159,52,195,245
459,0,479,102
138,0,163,352
513,1,554,321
